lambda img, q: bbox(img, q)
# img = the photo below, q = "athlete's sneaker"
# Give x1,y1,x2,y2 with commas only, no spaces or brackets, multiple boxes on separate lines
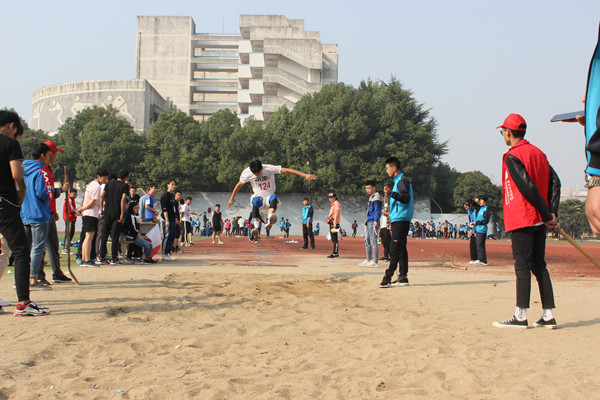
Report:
392,276,409,286
265,214,277,232
493,316,528,329
327,253,339,258
218,241,224,245
366,260,379,268
212,241,215,245
534,318,557,329
52,275,72,283
379,277,392,288
251,228,261,240
14,301,51,316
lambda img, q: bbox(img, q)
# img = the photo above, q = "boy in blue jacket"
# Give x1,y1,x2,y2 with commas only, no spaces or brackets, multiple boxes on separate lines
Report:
380,157,414,288
21,143,53,289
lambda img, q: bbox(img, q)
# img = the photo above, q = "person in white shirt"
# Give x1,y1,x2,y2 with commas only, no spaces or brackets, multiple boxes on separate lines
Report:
179,196,200,246
228,159,316,241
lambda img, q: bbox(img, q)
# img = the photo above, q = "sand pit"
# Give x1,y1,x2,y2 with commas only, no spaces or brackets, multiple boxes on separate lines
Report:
2,236,600,399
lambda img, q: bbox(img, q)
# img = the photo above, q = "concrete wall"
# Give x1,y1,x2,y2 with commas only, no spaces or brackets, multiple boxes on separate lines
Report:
30,79,168,135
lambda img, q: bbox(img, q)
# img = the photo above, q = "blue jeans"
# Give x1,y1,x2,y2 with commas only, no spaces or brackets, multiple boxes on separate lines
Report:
365,221,379,261
133,236,153,258
162,219,176,255
24,222,49,279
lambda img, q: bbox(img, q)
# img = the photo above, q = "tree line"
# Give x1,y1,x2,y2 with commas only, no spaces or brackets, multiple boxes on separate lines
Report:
10,77,588,230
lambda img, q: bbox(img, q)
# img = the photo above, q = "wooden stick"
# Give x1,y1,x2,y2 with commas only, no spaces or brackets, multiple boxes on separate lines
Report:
64,166,79,284
555,226,600,270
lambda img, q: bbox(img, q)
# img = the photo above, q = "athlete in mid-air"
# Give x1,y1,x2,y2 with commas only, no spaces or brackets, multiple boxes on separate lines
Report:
228,159,316,241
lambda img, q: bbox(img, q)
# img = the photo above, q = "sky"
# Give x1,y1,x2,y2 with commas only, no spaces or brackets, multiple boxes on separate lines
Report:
1,0,599,192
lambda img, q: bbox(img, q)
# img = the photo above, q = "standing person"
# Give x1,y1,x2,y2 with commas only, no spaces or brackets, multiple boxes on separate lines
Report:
326,191,341,258
379,182,392,262
180,196,200,246
471,196,490,266
379,157,414,288
99,169,129,265
315,222,320,236
160,179,178,261
284,219,291,238
40,140,70,284
77,168,109,267
351,220,358,238
301,197,315,250
62,188,77,255
493,113,560,329
279,218,285,238
211,204,224,245
21,143,53,288
360,181,382,267
0,111,50,315
465,199,479,264
225,219,231,237
227,159,316,241
172,191,183,253
141,184,158,222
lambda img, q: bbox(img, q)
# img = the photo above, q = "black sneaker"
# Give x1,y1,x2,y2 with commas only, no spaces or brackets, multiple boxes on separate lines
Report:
534,318,557,329
142,258,157,264
110,260,122,265
53,275,72,283
379,278,392,288
392,277,409,286
301,246,308,249
39,278,52,286
493,316,528,329
327,253,339,258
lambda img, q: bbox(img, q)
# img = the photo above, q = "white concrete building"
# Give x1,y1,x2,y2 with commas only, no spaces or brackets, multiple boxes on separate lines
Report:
31,15,338,133
136,15,338,123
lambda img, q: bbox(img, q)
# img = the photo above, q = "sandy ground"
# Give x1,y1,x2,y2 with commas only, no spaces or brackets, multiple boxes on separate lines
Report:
2,237,600,399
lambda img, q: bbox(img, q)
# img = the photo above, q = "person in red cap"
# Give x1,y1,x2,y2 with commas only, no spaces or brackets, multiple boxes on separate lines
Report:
40,140,71,283
493,114,561,329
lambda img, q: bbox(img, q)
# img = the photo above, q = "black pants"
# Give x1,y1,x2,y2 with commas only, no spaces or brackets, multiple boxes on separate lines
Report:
302,223,315,248
331,225,339,255
100,214,122,260
63,220,75,248
469,234,477,261
40,215,63,280
475,232,487,263
0,202,30,302
512,225,555,309
379,227,391,258
384,221,409,280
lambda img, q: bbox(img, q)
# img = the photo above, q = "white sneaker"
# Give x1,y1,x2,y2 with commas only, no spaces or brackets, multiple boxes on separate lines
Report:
162,254,174,261
265,214,277,231
468,260,479,264
476,261,488,266
0,299,11,307
366,260,379,268
358,260,370,266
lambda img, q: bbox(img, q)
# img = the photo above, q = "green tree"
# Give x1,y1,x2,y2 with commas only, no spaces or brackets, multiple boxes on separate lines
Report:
453,171,502,221
54,106,123,183
143,109,205,191
558,199,590,238
431,162,460,213
267,77,446,195
76,107,143,183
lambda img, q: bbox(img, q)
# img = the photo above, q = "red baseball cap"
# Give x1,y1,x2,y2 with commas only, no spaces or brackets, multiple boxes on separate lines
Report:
496,113,527,131
43,140,64,152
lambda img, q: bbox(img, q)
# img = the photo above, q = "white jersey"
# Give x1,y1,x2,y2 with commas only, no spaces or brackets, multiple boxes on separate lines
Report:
239,164,282,198
180,203,191,222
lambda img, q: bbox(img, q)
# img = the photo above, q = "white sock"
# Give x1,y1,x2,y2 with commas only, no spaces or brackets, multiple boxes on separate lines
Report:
253,220,261,229
267,213,273,222
542,309,554,321
514,306,528,321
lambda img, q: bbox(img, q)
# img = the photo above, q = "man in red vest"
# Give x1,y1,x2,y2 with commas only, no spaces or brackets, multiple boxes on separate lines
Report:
493,114,561,329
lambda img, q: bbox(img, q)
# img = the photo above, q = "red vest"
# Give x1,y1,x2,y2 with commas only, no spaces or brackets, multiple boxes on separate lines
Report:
502,140,550,232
